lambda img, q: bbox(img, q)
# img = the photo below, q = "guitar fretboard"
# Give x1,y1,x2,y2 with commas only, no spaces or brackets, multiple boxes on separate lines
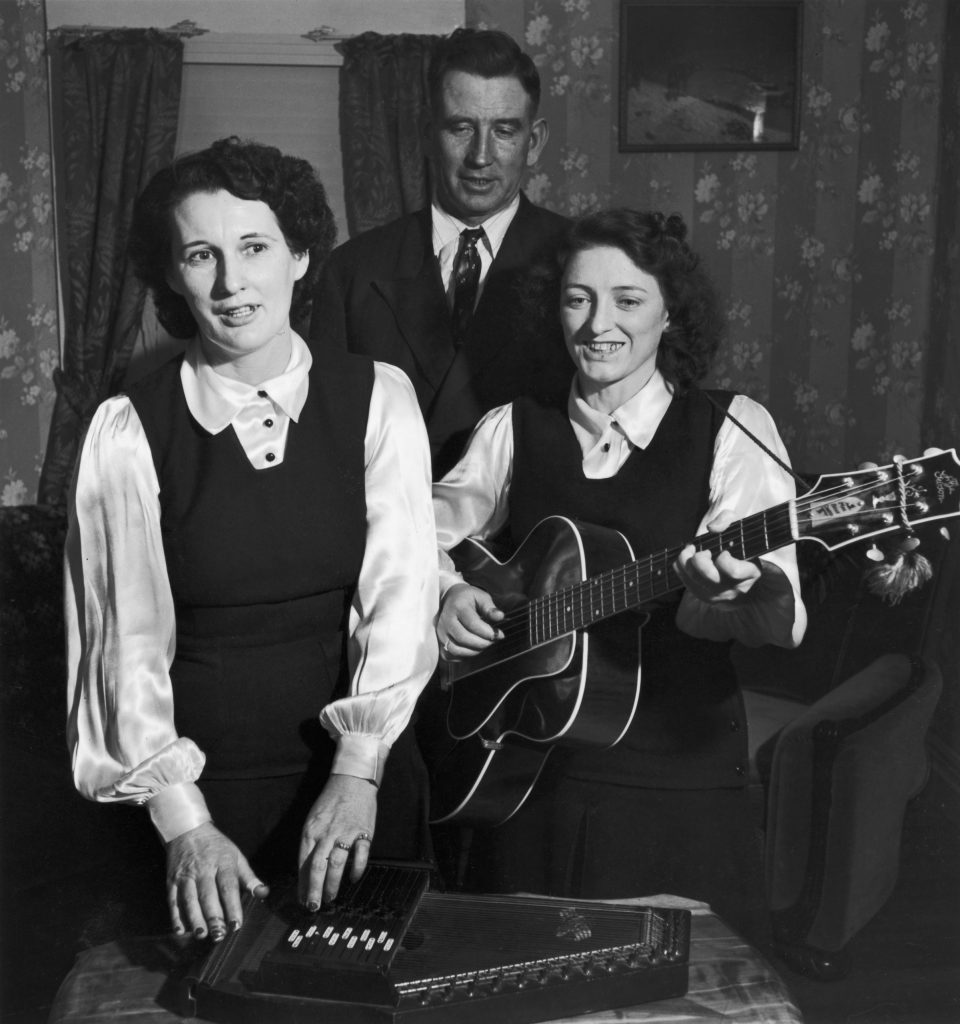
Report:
528,502,795,647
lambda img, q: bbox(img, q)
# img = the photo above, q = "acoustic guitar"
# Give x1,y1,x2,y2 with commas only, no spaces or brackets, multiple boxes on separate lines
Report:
428,449,960,826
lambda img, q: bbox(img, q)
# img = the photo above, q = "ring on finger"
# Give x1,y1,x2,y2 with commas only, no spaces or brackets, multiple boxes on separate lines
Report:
333,839,352,852
354,831,373,843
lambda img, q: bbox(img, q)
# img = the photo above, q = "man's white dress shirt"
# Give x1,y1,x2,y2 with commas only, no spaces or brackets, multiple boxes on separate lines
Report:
432,195,520,309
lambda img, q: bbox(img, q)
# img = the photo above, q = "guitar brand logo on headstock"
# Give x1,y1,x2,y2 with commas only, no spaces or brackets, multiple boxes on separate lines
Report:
935,470,958,504
556,907,592,942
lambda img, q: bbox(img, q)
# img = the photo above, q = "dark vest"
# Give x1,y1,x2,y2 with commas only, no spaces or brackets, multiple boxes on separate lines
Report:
510,389,750,789
127,349,373,777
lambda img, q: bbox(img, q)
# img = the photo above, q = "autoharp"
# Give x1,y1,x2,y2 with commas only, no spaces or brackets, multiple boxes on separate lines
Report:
180,861,691,1024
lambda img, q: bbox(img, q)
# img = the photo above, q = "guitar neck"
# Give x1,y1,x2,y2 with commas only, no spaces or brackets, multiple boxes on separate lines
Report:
529,502,795,646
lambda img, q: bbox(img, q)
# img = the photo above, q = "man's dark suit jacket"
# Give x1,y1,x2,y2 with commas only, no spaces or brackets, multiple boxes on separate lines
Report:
308,194,572,477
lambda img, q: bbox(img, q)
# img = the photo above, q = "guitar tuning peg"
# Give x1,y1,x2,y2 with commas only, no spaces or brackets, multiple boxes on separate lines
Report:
865,544,885,562
941,526,951,541
898,534,921,552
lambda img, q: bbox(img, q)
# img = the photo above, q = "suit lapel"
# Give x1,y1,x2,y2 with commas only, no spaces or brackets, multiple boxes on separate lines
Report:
484,193,543,275
371,211,455,392
443,196,543,384
426,202,543,439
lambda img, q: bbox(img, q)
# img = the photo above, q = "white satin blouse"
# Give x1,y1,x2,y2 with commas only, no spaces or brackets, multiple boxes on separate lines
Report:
66,334,439,842
434,371,807,650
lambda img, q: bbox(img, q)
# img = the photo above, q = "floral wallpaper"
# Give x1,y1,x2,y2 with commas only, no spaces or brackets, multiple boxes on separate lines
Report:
467,0,953,474
0,0,57,505
0,1,954,502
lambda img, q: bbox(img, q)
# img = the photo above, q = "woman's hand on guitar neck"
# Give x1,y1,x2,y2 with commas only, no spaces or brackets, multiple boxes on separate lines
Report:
438,583,505,659
674,511,762,606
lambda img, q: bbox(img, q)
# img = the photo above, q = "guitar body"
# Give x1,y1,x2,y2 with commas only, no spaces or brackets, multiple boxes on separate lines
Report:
430,517,645,826
429,735,556,828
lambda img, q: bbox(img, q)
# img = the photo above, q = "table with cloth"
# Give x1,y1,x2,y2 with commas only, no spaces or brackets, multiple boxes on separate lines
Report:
48,897,802,1023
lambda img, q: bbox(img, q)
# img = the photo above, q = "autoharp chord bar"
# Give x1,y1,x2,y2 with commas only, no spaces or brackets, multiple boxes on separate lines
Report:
276,862,429,971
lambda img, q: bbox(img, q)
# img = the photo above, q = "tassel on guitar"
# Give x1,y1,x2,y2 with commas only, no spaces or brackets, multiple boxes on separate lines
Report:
860,452,950,604
864,531,936,605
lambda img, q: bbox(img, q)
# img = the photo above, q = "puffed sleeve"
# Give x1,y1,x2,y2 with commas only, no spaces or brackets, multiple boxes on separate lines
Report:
432,402,515,598
318,364,439,784
65,396,211,842
675,394,807,649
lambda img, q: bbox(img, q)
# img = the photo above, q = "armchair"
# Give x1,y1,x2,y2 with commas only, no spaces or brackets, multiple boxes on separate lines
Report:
761,653,941,978
734,524,952,980
1,505,162,1019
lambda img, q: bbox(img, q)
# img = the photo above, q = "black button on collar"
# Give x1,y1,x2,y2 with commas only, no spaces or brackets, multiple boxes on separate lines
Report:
265,452,276,463
264,418,274,428
257,390,268,398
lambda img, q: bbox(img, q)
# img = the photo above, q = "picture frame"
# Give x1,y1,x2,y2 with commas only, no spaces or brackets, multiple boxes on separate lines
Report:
618,0,803,152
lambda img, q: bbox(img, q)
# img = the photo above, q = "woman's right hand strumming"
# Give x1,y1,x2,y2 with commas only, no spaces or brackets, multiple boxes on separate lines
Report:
437,583,505,659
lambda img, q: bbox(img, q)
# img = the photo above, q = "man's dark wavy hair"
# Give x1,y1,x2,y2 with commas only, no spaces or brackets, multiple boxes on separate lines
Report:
533,208,725,391
128,136,336,339
427,27,541,116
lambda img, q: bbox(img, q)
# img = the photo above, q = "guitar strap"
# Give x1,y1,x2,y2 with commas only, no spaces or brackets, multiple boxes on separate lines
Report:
698,387,810,491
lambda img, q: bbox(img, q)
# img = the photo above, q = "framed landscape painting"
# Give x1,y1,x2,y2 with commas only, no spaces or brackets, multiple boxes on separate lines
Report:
619,0,803,152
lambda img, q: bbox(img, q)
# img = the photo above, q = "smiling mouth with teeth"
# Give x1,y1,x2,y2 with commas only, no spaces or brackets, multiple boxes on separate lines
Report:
586,342,624,353
220,305,257,318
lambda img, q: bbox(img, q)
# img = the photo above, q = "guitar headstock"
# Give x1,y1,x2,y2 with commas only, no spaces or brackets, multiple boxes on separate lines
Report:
795,448,960,551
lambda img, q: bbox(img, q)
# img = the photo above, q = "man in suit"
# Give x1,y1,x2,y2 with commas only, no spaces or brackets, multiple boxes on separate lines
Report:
309,28,570,477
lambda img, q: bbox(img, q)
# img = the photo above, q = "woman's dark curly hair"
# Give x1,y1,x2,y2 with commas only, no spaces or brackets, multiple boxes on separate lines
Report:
540,208,725,391
128,136,336,339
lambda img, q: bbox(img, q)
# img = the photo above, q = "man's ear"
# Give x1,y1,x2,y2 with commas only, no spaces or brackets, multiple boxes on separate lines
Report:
526,118,549,168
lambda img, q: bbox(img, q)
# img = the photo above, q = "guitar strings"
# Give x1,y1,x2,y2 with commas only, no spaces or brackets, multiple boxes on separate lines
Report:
454,475,916,660
479,485,901,655
483,537,861,654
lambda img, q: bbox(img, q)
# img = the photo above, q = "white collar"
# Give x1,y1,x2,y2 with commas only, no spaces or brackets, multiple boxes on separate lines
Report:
567,369,674,451
180,332,312,434
431,194,521,259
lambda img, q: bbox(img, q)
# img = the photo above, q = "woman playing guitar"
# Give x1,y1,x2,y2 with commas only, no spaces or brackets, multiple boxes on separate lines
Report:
431,208,807,948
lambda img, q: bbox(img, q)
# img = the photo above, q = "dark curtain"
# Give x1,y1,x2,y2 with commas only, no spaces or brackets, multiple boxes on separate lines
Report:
336,32,440,237
38,29,182,507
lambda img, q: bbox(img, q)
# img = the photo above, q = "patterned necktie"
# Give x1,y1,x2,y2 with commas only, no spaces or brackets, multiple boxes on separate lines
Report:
451,227,485,343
